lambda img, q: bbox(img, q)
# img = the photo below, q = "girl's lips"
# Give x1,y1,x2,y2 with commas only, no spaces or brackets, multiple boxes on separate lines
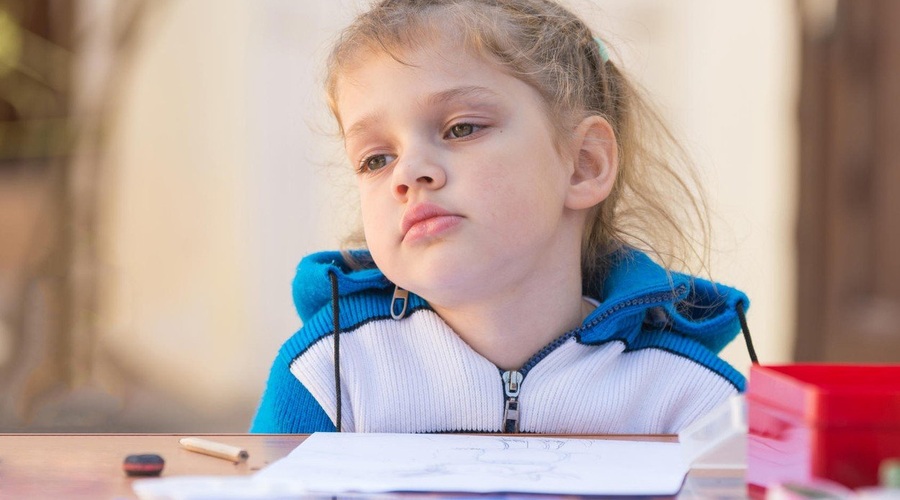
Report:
403,214,463,243
401,203,463,243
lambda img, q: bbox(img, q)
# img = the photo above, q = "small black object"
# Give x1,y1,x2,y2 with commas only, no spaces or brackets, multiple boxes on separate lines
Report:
123,453,165,477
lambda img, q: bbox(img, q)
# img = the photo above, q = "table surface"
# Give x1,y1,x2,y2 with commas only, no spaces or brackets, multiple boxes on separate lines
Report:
0,433,747,499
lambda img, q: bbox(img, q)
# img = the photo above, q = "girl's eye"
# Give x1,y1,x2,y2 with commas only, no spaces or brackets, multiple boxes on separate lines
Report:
359,154,394,173
446,123,478,139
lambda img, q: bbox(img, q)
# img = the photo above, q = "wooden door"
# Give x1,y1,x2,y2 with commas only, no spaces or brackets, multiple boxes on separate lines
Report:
795,0,900,362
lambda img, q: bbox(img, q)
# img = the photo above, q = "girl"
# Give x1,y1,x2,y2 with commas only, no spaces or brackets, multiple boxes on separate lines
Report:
251,0,753,434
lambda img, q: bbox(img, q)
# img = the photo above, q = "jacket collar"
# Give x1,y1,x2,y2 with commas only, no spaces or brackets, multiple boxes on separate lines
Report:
293,248,748,354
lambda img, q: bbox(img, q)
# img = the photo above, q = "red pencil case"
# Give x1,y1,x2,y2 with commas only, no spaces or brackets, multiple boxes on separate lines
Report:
746,364,900,490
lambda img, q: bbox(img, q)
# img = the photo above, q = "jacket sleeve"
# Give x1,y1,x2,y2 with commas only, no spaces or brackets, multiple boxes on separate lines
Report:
249,346,336,433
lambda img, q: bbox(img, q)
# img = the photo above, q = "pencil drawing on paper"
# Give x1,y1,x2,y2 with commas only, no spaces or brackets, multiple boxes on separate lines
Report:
252,433,690,496
394,435,599,482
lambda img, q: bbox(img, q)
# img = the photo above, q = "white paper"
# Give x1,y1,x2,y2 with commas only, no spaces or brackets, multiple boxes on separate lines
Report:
260,433,688,495
133,476,313,500
134,433,689,499
678,394,748,469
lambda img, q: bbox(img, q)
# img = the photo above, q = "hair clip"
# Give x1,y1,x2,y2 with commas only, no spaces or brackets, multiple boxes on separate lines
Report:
594,37,610,64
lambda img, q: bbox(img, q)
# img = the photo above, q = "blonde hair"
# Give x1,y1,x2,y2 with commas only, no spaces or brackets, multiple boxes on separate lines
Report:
326,0,711,286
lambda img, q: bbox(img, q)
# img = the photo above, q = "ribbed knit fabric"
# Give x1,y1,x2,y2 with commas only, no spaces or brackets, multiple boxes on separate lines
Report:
288,308,737,433
249,248,749,434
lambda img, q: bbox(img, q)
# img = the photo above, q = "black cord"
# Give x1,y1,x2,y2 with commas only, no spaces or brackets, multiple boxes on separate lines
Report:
735,301,758,364
329,271,342,432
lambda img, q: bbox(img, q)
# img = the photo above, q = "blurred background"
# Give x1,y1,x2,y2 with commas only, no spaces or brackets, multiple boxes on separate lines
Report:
1,0,898,432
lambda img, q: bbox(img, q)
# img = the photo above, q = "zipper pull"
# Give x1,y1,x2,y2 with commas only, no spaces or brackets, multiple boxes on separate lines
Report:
390,286,409,320
502,370,523,433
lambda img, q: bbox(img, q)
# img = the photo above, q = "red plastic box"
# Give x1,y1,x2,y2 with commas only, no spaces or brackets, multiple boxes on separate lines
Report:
746,364,900,490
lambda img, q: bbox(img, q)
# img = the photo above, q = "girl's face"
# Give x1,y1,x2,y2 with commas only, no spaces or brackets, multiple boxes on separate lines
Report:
335,39,587,307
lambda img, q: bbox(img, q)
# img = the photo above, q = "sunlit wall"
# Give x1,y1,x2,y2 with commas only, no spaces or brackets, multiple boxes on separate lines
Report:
97,0,796,430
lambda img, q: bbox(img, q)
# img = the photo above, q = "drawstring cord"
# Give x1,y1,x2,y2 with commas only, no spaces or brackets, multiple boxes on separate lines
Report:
735,301,758,364
328,276,406,432
328,270,342,432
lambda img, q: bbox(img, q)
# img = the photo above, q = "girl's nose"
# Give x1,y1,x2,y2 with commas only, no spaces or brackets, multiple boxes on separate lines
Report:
391,154,447,200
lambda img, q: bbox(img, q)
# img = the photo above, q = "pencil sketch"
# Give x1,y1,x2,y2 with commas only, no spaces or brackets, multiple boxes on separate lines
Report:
389,435,599,482
254,433,689,496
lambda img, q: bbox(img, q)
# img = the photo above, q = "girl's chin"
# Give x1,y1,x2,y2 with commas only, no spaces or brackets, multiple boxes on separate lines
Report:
381,248,509,298
399,272,503,307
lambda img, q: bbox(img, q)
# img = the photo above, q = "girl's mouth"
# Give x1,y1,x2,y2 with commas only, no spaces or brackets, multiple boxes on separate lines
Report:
401,203,463,243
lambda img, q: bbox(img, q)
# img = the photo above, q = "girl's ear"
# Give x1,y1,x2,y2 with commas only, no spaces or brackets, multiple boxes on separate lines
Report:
565,115,618,210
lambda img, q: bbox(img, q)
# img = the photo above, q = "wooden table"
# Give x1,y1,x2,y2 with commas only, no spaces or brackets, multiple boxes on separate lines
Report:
0,434,747,499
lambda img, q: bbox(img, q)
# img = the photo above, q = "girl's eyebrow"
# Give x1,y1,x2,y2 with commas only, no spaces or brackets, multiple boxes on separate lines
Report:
425,85,501,106
344,86,501,140
344,114,379,141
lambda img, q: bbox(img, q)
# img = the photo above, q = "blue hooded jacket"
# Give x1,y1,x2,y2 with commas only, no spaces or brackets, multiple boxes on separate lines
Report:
251,248,750,434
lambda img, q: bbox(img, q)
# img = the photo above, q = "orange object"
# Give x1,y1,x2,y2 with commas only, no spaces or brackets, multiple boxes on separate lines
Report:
746,364,900,490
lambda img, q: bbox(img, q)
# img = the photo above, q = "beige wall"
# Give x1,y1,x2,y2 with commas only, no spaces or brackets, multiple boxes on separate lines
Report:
98,0,797,429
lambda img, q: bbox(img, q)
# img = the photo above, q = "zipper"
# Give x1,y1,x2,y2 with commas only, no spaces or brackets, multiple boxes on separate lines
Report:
520,285,687,374
496,285,687,433
501,370,523,433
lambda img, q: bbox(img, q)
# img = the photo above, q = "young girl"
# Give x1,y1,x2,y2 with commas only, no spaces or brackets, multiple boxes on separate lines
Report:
251,0,753,434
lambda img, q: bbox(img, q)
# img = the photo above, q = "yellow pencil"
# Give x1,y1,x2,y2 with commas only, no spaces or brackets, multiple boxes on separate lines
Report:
178,437,249,463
